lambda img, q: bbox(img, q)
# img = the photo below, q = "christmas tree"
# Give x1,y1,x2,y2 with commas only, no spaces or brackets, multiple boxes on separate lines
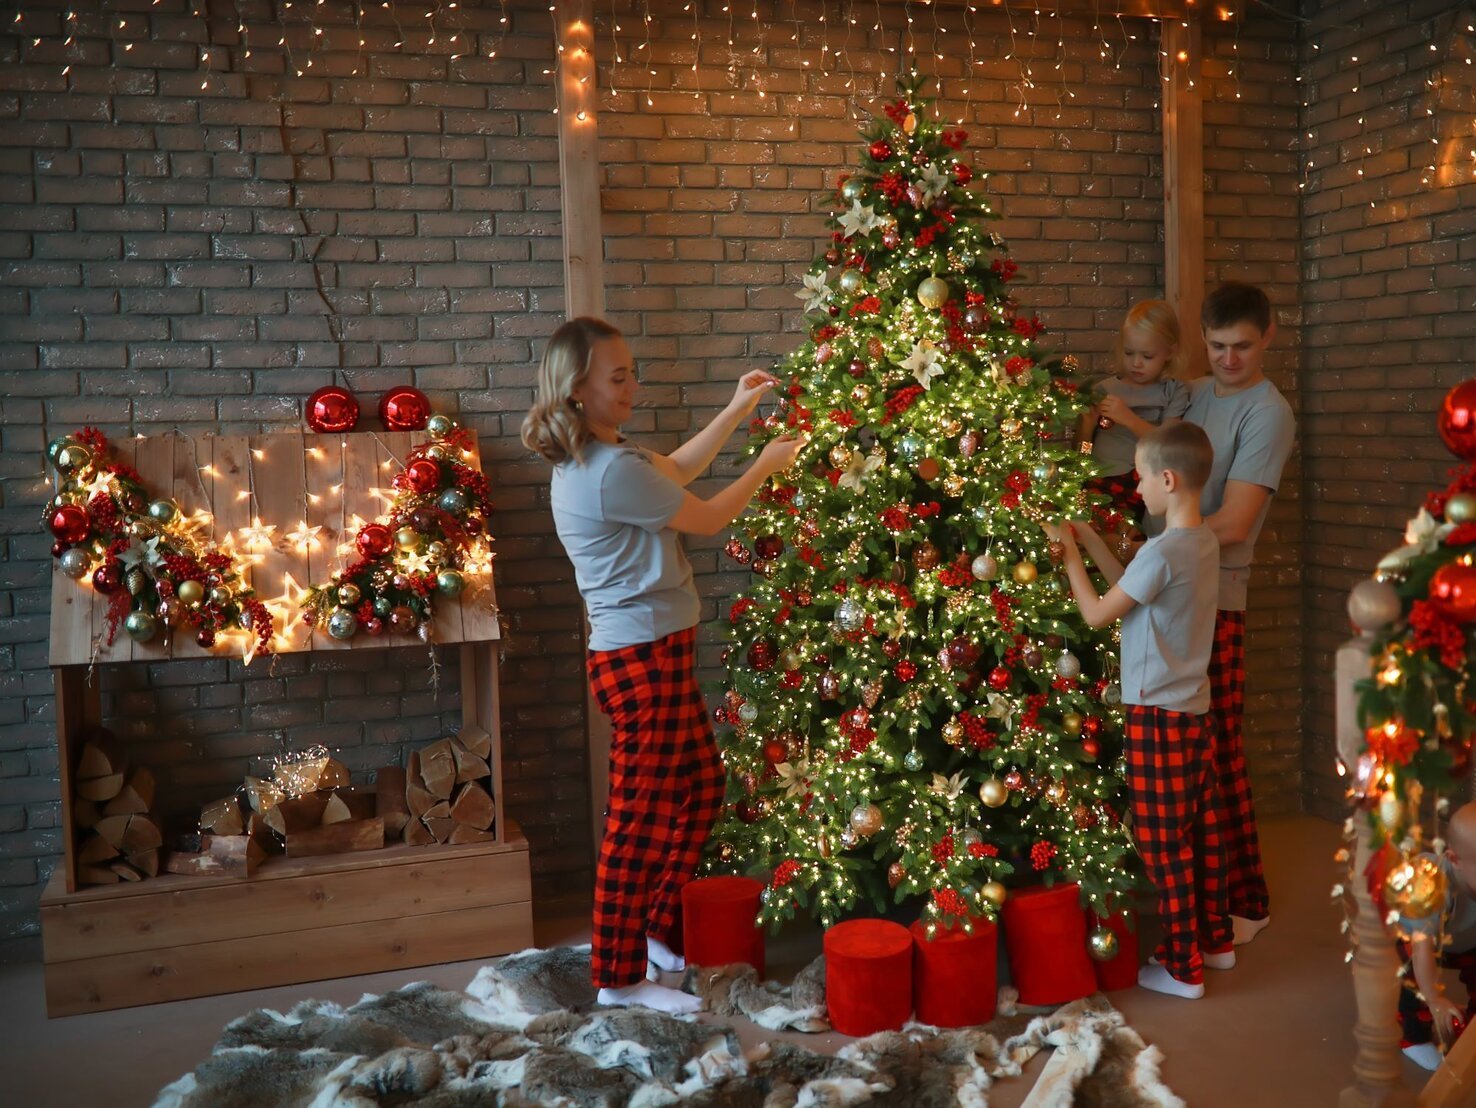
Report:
703,76,1143,936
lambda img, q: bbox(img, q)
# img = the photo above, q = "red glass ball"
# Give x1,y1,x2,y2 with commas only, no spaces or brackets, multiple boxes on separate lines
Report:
196,627,215,648
405,458,441,495
736,799,761,824
305,385,360,434
356,524,393,559
754,534,784,560
1439,380,1476,460
1081,715,1103,740
762,738,789,765
747,639,777,671
91,563,121,594
379,386,431,432
1430,562,1476,623
48,504,89,544
1081,737,1101,761
869,140,893,161
988,665,1011,692
362,616,385,636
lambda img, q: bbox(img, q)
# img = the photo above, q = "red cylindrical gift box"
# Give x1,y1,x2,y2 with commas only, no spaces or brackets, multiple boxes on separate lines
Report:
1001,883,1097,1006
1090,909,1139,992
824,919,914,1036
682,875,765,975
910,917,998,1027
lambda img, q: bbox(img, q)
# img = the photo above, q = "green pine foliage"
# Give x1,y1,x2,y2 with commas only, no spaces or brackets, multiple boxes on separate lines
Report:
703,76,1144,931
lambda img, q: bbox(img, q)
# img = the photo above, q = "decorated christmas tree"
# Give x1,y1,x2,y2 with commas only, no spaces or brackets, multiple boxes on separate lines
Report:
703,76,1143,936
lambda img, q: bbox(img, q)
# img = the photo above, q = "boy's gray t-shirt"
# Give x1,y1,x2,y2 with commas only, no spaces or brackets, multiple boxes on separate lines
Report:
1093,377,1190,476
1401,852,1476,955
550,439,699,652
1117,524,1219,715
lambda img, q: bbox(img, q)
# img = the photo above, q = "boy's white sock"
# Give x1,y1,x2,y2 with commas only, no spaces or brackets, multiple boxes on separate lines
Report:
1232,914,1270,946
647,935,686,974
1402,1042,1442,1071
597,981,702,1015
1137,963,1204,1000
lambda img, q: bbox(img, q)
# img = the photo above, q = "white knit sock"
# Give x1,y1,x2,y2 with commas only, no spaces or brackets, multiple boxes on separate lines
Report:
647,935,686,973
1138,963,1204,1000
1231,914,1270,946
597,981,701,1015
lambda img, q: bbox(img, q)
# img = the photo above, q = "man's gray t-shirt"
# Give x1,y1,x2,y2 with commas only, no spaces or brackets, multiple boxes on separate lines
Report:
1401,852,1476,955
550,440,700,652
1094,377,1190,476
1117,524,1219,715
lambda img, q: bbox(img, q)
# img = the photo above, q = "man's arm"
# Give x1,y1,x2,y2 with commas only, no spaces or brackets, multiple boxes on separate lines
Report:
1205,479,1271,547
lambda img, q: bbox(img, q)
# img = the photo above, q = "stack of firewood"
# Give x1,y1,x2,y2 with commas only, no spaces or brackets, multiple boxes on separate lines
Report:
72,731,162,885
402,727,496,845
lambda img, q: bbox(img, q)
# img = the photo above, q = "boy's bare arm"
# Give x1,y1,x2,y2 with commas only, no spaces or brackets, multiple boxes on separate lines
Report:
1410,933,1464,1043
1071,522,1125,585
1044,522,1136,628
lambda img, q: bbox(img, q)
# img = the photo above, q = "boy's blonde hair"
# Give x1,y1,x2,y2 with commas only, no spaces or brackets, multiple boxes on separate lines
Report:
1138,421,1213,492
520,316,623,465
1114,299,1185,380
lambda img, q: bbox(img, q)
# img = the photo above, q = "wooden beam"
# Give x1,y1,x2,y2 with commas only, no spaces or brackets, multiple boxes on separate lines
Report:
955,0,1241,18
555,0,604,320
1162,17,1207,379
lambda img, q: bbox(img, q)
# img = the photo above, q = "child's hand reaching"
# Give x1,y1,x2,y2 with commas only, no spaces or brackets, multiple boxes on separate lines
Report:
1098,394,1133,424
1430,993,1465,1046
1042,520,1081,563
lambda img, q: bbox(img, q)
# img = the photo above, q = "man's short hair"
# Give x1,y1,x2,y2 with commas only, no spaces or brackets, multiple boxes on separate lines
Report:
1138,421,1213,491
1201,282,1271,333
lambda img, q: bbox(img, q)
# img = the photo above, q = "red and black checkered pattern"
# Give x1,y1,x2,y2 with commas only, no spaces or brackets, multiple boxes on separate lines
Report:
1208,609,1270,921
1085,470,1145,531
1124,704,1231,984
586,625,725,989
1398,943,1476,1045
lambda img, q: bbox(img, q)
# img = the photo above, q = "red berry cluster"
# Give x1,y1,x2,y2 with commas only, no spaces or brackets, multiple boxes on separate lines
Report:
1030,841,1058,871
932,834,955,864
772,859,803,888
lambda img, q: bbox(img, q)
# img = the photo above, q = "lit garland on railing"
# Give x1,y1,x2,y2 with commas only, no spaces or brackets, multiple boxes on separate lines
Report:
300,415,495,643
42,428,275,661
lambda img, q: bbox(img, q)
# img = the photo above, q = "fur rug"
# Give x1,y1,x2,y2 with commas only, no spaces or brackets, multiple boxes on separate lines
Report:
153,946,1182,1107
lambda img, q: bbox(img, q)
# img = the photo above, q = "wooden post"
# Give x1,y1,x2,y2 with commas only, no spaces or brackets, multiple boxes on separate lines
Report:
1162,17,1207,379
1337,637,1416,1108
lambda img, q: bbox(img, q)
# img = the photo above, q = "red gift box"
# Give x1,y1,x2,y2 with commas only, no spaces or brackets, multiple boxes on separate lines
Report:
1090,909,1140,992
910,917,998,1027
824,918,913,1036
681,875,765,975
1002,883,1097,1006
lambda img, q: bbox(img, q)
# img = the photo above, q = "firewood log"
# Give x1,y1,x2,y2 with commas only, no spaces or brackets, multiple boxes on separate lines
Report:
206,833,265,878
77,833,118,865
419,739,457,800
201,796,245,836
321,787,375,825
286,816,384,858
375,766,409,838
95,813,162,855
109,860,143,882
403,817,436,846
424,816,453,843
244,776,284,814
77,733,124,781
449,781,495,831
74,797,101,830
451,743,490,784
407,783,436,821
263,793,329,836
77,864,121,885
448,824,495,845
76,771,124,803
102,766,156,817
457,725,492,761
424,800,451,821
318,758,351,789
127,848,160,878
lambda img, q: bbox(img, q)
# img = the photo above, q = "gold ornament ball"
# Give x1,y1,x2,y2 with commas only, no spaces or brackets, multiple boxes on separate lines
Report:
852,384,872,404
1384,855,1447,920
779,648,803,671
717,841,735,862
980,881,1007,910
176,579,205,605
396,526,419,550
942,718,965,746
1062,712,1083,736
829,443,854,469
1013,560,1038,584
1001,418,1023,439
979,777,1007,807
887,861,907,889
1448,492,1476,523
850,802,884,837
1046,780,1067,804
917,276,951,309
1087,926,1119,962
943,475,966,497
912,540,941,571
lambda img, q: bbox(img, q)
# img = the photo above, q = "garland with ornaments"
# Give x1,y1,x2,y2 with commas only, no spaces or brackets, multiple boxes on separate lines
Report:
1345,379,1476,932
299,413,494,643
42,428,275,659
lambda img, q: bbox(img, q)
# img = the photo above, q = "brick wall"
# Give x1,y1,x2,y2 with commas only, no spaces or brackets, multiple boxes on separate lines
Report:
1299,0,1476,817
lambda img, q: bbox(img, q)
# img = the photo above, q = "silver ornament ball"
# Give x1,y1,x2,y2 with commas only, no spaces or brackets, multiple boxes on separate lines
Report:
971,554,999,581
59,548,90,579
1055,650,1082,679
327,609,358,641
835,598,867,633
1347,577,1402,636
1087,926,1119,962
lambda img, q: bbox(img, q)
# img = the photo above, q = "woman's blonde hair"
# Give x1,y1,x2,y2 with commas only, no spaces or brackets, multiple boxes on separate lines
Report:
520,316,623,465
1114,299,1185,380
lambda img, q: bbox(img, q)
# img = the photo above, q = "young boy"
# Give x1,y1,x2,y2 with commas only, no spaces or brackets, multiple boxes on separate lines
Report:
1177,282,1296,945
1045,422,1230,999
1399,801,1476,1070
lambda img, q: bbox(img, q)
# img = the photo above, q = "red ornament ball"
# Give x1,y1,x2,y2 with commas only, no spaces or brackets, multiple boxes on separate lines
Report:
1081,715,1103,740
848,359,867,378
1438,380,1476,460
736,799,762,824
988,666,1011,692
1081,736,1101,761
362,616,385,636
762,738,789,765
405,458,441,495
91,563,121,594
869,140,893,161
306,385,360,434
378,386,432,432
48,503,89,544
356,524,393,559
747,639,777,671
754,534,784,561
1430,562,1476,623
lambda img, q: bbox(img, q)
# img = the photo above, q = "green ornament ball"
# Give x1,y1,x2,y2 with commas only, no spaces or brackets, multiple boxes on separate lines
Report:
123,609,159,643
436,570,466,597
147,499,179,525
425,413,456,439
46,437,78,467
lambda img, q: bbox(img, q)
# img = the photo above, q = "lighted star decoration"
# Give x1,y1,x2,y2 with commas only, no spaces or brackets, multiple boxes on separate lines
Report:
796,272,831,312
284,520,323,552
930,771,968,802
263,572,309,638
901,340,944,389
81,470,116,499
838,200,880,239
399,549,434,575
838,451,883,493
336,514,371,560
918,161,950,202
237,517,277,552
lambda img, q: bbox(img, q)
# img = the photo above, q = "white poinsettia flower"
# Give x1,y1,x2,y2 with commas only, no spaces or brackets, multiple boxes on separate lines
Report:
144,536,169,567
796,272,832,312
838,452,883,492
930,771,968,801
902,340,944,389
984,692,1016,731
775,759,811,798
117,537,150,571
1378,507,1457,572
838,200,880,239
919,162,950,202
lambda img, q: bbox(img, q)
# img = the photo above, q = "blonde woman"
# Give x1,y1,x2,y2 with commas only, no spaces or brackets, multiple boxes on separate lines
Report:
521,317,803,1014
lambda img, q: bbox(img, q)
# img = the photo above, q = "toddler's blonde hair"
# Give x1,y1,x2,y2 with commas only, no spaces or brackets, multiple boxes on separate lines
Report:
1114,299,1185,381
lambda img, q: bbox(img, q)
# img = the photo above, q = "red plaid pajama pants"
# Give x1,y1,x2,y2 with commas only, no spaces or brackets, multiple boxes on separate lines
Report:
1124,704,1232,984
586,625,725,989
1085,470,1144,532
1208,609,1270,920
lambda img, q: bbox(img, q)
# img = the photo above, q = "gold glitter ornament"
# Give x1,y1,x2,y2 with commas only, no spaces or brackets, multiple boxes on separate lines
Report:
980,881,1007,910
1013,561,1038,584
943,475,966,497
1383,855,1446,919
943,718,965,745
829,443,854,469
1001,419,1023,439
1087,926,1119,961
850,803,884,837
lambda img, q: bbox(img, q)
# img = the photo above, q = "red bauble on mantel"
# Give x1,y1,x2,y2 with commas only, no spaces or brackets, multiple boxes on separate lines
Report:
305,385,360,434
379,386,431,432
1430,562,1476,623
1438,379,1476,460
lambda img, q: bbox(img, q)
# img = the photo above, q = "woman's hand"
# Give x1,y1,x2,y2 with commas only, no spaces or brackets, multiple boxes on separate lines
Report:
757,434,805,477
729,370,781,417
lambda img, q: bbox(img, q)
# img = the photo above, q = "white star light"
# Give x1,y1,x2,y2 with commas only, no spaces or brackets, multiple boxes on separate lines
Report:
237,517,277,551
285,520,323,552
81,470,115,500
796,272,832,313
901,340,944,389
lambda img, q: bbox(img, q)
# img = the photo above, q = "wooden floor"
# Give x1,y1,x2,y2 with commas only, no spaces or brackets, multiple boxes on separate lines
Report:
0,814,1437,1105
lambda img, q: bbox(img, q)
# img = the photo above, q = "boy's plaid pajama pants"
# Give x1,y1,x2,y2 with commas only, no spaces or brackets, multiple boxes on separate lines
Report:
1124,704,1232,984
586,626,725,989
1208,609,1270,920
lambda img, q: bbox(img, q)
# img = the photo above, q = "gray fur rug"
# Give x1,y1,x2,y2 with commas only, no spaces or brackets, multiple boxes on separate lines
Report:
153,945,1182,1107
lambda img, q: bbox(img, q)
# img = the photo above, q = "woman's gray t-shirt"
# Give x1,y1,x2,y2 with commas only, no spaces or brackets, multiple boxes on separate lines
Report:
550,440,700,652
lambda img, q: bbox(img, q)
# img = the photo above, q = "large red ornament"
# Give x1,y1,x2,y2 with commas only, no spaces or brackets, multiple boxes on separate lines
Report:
1430,562,1476,623
356,524,393,559
748,639,777,671
762,738,789,765
92,563,121,594
988,666,1011,692
1081,737,1101,761
306,385,360,434
869,140,893,161
1438,380,1476,460
754,534,784,560
48,504,89,544
405,458,442,495
379,386,431,432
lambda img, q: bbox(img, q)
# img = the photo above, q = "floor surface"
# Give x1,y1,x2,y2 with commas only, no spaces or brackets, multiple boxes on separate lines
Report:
0,814,1437,1106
